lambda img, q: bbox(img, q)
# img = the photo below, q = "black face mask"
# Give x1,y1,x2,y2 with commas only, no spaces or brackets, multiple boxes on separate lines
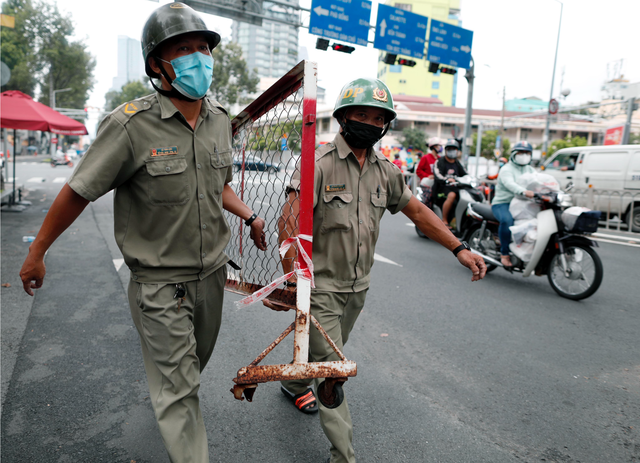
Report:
339,119,385,149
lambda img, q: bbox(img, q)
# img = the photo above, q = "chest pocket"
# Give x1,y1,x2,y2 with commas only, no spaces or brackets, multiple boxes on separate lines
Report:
321,192,353,233
210,149,233,195
145,157,189,206
369,192,387,231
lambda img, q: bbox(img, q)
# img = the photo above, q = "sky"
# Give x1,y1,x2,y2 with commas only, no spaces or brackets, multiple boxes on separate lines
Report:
21,0,640,113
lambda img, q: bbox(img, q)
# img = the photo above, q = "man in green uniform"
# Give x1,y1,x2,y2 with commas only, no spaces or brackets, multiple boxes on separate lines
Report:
269,78,486,463
19,4,266,462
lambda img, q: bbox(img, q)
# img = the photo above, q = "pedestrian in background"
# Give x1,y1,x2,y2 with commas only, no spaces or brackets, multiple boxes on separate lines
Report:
19,4,267,462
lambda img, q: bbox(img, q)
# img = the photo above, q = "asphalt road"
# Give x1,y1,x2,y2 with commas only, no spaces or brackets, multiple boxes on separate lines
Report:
2,158,639,462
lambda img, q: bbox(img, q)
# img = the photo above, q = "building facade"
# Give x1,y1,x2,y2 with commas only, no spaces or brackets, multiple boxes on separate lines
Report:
231,1,299,79
110,35,145,92
376,0,460,106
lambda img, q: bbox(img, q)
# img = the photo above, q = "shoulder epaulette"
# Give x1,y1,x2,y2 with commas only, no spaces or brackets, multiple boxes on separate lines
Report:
111,94,154,124
315,142,336,159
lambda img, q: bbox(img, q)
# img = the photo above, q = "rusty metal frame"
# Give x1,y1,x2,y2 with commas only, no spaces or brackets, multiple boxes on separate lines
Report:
229,61,357,402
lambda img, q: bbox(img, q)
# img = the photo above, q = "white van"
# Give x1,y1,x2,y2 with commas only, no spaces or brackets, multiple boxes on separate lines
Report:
541,145,640,231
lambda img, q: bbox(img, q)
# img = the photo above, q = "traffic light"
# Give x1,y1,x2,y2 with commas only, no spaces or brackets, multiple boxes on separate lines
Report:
428,62,440,73
440,67,457,75
332,43,355,54
398,58,416,67
316,38,329,51
383,53,397,65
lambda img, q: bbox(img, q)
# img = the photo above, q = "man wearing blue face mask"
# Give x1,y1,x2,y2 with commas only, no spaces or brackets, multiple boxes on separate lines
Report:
18,3,267,462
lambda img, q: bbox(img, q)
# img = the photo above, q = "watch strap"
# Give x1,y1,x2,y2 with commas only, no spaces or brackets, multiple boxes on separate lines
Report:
452,241,470,257
245,213,258,226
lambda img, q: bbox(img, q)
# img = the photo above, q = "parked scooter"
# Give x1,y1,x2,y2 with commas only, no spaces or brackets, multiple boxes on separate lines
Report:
415,175,484,239
464,190,603,300
51,151,73,168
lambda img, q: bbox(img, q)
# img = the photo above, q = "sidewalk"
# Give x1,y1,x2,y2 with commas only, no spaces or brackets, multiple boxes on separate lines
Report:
1,190,168,462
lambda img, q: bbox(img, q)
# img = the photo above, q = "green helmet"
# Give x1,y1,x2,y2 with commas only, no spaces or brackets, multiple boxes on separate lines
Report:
333,78,397,122
142,2,221,78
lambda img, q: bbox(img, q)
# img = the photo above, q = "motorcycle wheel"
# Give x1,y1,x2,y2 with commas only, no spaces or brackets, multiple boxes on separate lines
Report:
468,226,497,272
415,225,428,239
547,243,603,300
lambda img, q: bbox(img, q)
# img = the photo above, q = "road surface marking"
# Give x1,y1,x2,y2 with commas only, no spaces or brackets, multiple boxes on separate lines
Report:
374,253,402,267
593,232,638,244
53,177,67,183
113,259,125,272
591,237,640,248
406,223,414,226
27,177,46,183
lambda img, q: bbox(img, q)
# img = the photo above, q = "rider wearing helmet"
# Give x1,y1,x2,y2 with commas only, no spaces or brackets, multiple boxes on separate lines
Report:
491,141,536,267
434,138,468,228
416,136,441,181
19,4,268,462
272,78,486,463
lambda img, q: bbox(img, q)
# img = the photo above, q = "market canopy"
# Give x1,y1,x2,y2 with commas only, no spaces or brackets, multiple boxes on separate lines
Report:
0,90,87,135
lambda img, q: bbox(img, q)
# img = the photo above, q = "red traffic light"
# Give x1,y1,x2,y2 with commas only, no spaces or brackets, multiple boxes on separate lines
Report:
398,58,416,67
440,67,457,75
332,43,355,54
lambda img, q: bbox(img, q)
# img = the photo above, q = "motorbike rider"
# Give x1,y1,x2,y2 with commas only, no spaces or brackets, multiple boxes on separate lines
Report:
416,137,441,181
491,141,536,268
434,138,467,228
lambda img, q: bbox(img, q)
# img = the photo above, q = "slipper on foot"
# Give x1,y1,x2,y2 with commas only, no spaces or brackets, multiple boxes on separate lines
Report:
281,386,318,414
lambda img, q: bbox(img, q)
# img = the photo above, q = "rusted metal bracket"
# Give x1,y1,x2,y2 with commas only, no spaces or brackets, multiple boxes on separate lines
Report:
231,279,357,401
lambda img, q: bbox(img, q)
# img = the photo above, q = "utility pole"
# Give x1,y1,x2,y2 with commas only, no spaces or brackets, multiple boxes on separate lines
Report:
542,0,564,156
622,97,636,145
462,56,474,167
499,86,505,153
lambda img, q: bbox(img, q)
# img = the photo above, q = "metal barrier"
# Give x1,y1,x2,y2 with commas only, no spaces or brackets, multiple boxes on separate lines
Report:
569,187,640,235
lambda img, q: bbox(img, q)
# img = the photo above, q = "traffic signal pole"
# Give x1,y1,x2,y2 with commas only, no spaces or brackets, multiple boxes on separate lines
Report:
462,56,474,166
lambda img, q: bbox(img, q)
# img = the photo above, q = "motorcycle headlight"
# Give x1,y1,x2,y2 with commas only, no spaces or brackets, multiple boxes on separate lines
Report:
557,192,573,208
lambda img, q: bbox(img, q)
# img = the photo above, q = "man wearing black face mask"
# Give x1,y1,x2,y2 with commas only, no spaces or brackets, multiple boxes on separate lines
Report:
267,78,486,463
434,138,468,228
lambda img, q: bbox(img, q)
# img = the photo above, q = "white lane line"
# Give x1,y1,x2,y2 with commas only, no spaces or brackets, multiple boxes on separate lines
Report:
591,237,640,248
53,177,67,183
113,259,125,272
406,222,414,227
374,253,402,267
27,177,46,183
593,232,639,243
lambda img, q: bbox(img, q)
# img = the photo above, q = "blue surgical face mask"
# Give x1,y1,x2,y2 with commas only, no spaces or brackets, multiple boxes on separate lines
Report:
161,52,214,100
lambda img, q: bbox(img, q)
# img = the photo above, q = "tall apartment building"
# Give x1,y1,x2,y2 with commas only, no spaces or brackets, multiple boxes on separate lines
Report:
231,1,299,79
377,0,460,106
110,36,145,92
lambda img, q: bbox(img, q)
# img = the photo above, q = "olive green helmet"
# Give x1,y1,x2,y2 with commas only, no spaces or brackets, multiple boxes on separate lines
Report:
333,78,397,122
142,2,221,78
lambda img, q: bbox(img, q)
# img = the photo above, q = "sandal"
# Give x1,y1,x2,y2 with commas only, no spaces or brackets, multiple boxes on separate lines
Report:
281,386,318,414
500,255,513,268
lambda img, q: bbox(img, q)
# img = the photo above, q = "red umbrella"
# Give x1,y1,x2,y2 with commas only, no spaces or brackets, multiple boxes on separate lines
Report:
0,90,87,135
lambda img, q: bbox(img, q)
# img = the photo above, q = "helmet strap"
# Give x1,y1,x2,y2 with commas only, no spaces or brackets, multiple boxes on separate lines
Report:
150,57,199,102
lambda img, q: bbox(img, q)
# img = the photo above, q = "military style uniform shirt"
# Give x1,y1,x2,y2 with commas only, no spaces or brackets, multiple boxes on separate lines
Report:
68,92,233,283
291,134,412,292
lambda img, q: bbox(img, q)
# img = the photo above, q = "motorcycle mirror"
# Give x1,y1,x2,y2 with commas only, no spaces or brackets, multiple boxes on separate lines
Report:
565,181,574,192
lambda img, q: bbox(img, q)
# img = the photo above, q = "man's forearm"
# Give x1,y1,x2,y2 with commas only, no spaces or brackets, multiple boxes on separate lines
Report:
31,184,90,258
221,184,253,221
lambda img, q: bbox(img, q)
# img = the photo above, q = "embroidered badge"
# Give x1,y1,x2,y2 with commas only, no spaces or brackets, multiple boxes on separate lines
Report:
372,87,388,103
325,184,346,192
124,103,139,114
151,146,179,157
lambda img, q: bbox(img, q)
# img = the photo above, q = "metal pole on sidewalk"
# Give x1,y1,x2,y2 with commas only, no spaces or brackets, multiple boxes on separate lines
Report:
474,122,483,178
622,97,635,145
462,56,474,167
542,0,563,156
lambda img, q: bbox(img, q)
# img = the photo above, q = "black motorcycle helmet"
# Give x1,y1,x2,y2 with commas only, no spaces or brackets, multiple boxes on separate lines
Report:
142,3,221,79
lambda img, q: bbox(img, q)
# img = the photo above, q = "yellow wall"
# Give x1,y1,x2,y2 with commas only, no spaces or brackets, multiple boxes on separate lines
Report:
377,0,460,106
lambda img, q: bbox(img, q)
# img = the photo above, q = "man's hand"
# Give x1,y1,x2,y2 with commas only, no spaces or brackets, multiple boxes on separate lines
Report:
19,249,46,296
457,250,487,282
524,190,535,198
250,217,267,251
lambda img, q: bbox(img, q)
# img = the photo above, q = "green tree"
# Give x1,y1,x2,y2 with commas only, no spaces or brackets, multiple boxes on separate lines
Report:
629,132,640,145
105,80,154,111
1,0,95,110
399,127,427,152
470,130,511,159
209,41,259,107
547,135,588,158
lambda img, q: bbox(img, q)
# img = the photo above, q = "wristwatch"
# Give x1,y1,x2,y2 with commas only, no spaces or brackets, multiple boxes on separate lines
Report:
245,212,258,226
452,241,470,257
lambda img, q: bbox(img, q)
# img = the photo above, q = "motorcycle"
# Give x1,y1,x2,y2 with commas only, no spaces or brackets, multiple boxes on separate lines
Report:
51,152,74,168
464,190,603,300
415,175,484,239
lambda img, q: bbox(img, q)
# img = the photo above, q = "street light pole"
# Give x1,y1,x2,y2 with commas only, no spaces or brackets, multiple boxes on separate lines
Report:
49,87,72,156
542,0,563,156
462,56,474,167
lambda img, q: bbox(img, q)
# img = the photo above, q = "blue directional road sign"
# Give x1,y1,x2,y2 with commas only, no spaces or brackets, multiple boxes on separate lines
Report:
309,0,372,47
373,4,428,59
426,21,474,69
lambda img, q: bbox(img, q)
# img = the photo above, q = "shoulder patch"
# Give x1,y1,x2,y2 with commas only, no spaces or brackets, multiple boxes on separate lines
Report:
112,96,153,124
315,143,335,159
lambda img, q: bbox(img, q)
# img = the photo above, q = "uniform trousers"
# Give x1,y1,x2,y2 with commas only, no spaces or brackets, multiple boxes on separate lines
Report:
282,288,368,463
128,265,227,463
